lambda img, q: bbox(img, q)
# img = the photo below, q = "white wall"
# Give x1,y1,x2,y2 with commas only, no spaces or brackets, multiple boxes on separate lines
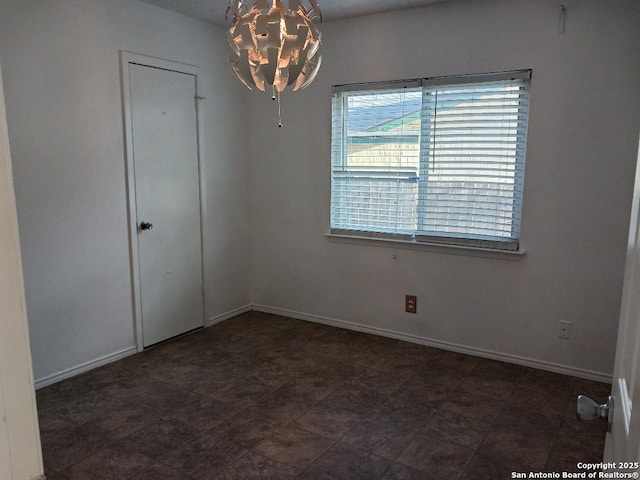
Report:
2,0,639,387
0,60,44,480
249,0,640,379
0,0,251,384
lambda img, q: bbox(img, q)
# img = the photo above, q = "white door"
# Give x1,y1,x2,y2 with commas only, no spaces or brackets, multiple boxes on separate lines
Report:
604,134,640,472
128,62,204,347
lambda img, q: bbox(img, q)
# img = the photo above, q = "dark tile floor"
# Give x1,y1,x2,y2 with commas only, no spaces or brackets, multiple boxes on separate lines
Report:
37,311,609,479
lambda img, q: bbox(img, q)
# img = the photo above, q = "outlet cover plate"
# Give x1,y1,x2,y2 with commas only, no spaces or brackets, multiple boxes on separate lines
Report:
405,295,417,314
558,320,571,339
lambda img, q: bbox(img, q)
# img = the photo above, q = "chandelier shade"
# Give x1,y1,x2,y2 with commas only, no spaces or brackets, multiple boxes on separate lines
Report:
226,0,323,94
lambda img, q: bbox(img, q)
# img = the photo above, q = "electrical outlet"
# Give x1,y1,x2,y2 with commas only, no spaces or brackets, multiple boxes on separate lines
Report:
405,295,417,314
558,320,571,339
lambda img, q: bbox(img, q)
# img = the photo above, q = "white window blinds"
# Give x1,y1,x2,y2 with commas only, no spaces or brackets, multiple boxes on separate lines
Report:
330,70,531,251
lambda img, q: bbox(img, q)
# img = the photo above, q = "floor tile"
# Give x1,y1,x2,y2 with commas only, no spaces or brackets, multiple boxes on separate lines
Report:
118,348,178,373
396,432,473,479
39,388,130,425
475,428,554,470
204,333,259,354
189,361,255,395
381,462,439,480
215,451,298,480
42,423,112,473
169,395,239,431
245,357,311,388
287,321,344,338
571,379,611,400
297,443,389,480
58,443,155,479
411,367,466,390
335,346,385,367
37,410,77,439
36,375,96,406
439,392,504,423
493,405,562,437
303,337,350,357
253,425,333,470
320,383,389,414
470,359,528,382
507,383,573,416
421,410,490,449
149,330,211,358
204,377,274,406
119,418,203,460
340,415,423,460
455,373,518,400
366,404,432,426
284,372,344,400
519,368,576,391
301,360,366,383
294,403,364,440
128,463,185,480
179,348,239,371
555,414,607,450
389,342,439,363
39,473,70,480
252,386,318,422
386,381,454,417
461,450,533,480
545,443,604,473
213,406,284,448
370,353,425,377
103,377,202,414
426,351,480,374
350,367,410,395
162,433,247,479
74,360,142,392
146,360,219,388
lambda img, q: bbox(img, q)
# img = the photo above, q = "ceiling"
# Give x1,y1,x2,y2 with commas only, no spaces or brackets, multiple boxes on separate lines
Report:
137,0,451,26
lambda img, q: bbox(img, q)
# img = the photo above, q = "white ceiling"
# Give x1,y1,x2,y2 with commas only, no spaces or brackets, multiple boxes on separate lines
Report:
137,0,451,26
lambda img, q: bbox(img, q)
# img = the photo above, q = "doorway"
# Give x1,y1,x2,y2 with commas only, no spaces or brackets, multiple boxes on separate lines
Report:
121,53,204,349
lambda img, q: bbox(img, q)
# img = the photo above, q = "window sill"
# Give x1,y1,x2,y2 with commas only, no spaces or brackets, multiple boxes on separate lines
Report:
324,233,526,261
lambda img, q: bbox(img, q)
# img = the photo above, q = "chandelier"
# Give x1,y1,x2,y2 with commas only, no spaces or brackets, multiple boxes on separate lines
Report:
226,0,323,126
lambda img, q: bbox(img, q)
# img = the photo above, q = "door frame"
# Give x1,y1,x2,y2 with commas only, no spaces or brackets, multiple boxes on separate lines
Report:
120,51,206,352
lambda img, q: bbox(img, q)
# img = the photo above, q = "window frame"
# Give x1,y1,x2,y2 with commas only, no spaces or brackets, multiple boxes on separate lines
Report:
330,70,532,253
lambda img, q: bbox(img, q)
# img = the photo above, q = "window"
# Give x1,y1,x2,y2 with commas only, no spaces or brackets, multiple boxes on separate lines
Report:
330,70,531,251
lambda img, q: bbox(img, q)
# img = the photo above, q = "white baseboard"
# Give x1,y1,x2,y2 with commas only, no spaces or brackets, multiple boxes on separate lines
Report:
206,304,253,327
252,304,613,384
34,346,137,390
34,303,612,389
34,305,253,390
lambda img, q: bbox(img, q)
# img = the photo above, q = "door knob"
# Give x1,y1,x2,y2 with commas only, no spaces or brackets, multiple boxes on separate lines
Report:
140,222,153,231
577,394,614,432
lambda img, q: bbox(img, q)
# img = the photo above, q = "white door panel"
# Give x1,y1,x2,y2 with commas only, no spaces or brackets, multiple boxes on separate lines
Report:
605,134,640,473
129,63,204,347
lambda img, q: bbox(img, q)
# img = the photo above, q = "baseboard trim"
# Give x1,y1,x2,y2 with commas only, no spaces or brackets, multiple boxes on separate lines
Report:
34,305,253,390
33,303,612,389
206,304,253,327
34,346,138,390
252,304,612,383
